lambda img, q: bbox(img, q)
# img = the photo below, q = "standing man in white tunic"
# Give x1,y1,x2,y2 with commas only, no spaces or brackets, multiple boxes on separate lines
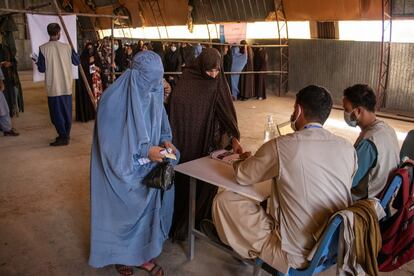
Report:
35,23,80,146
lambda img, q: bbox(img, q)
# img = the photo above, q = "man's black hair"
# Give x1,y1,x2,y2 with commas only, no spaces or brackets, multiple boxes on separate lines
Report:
343,84,376,112
296,85,333,124
47,23,61,37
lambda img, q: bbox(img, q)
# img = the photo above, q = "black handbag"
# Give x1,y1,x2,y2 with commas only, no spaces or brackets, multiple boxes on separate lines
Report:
143,160,175,191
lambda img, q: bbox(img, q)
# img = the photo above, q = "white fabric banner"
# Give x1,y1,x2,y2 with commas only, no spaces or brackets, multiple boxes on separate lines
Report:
26,14,78,82
223,23,247,44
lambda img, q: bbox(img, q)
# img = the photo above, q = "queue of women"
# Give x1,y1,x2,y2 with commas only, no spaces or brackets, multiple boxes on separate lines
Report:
89,48,244,276
76,39,268,123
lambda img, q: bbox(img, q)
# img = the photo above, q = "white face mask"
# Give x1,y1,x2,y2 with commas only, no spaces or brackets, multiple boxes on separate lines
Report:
344,110,358,127
171,46,177,52
290,106,301,131
113,44,119,51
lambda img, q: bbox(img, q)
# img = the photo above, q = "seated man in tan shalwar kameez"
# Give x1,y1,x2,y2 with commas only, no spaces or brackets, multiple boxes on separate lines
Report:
212,85,358,273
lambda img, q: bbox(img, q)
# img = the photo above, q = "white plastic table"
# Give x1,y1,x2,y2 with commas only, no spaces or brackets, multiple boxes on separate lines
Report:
174,156,272,261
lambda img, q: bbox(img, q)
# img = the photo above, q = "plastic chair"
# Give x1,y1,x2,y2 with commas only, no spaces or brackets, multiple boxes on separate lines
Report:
253,215,342,276
400,130,414,161
253,133,412,276
380,174,402,211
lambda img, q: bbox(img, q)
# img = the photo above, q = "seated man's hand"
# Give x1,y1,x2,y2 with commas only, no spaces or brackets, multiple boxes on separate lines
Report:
232,138,244,154
239,151,252,160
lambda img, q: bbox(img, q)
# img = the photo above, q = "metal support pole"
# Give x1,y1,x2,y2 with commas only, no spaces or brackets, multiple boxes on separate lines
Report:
376,0,392,111
199,0,212,42
107,70,288,76
207,0,219,38
111,37,287,48
51,0,96,110
274,0,289,96
147,0,163,39
0,8,129,19
111,18,115,83
156,0,170,39
187,177,197,261
1,2,52,16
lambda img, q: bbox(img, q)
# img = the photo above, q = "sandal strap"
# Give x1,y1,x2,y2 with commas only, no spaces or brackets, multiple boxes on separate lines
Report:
138,262,164,276
115,264,134,276
150,265,162,275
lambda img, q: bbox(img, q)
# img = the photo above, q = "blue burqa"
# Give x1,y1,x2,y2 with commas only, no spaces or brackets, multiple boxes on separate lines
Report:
194,44,203,58
230,47,247,98
89,51,179,268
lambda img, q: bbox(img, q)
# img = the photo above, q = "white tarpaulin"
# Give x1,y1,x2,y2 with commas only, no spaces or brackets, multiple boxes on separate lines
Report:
26,14,78,82
223,23,247,44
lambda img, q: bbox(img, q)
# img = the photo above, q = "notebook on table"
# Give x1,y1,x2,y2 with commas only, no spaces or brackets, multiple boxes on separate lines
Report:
277,121,294,136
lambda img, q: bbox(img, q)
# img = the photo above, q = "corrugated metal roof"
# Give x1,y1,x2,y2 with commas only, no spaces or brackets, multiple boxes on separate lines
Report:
191,0,275,23
94,0,117,7
393,0,414,17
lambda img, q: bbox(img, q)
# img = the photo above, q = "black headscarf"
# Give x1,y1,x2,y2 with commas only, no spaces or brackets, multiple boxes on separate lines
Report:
170,47,239,163
169,48,240,240
181,43,196,67
114,39,124,72
164,45,182,72
152,41,165,66
76,42,100,122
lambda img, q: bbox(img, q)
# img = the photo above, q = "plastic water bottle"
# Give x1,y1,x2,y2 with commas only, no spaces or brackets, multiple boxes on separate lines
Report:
264,115,277,142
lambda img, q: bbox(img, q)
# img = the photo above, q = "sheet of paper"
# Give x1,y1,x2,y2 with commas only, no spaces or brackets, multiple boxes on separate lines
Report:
210,149,240,165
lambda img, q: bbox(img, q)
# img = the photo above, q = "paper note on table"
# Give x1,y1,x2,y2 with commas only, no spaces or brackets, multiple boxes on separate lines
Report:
210,150,240,165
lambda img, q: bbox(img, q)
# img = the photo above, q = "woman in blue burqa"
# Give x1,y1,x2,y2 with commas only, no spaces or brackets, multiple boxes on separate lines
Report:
230,44,247,100
89,50,179,276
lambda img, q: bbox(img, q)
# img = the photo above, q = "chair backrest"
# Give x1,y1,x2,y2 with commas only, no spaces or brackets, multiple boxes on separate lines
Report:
306,215,343,274
380,174,403,210
303,171,405,274
401,130,414,161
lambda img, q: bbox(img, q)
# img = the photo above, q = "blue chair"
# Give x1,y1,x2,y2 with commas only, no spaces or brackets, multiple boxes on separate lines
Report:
253,175,403,276
253,215,342,276
380,174,402,212
400,130,414,161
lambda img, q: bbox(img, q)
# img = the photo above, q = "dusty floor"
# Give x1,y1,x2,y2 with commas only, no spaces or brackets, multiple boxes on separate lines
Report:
0,71,413,276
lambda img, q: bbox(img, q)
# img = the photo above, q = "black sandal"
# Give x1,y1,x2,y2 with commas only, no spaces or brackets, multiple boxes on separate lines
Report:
115,264,134,276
